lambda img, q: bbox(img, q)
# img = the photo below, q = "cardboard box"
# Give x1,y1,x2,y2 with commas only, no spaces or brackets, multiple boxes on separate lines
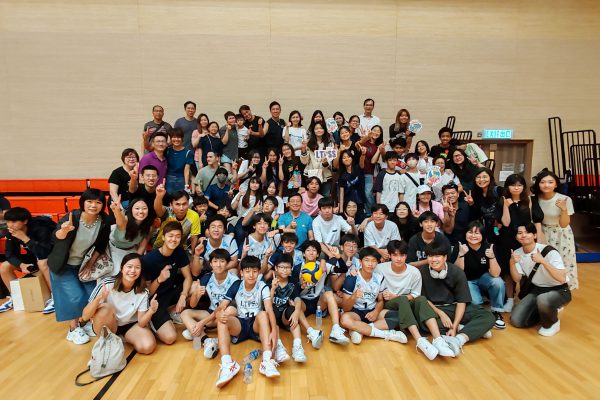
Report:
9,279,25,311
17,273,50,312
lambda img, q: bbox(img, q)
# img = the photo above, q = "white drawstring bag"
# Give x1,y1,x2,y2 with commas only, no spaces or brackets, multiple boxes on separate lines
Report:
75,326,126,386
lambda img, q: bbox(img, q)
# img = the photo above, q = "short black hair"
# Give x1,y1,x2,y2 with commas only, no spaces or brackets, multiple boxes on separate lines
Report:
340,234,359,246
358,247,381,262
269,101,281,110
250,213,273,228
318,197,335,209
442,182,459,193
224,111,235,119
206,214,227,229
79,188,106,211
418,211,440,223
438,127,453,138
384,151,398,161
288,192,302,202
141,165,159,174
518,221,538,235
209,248,231,263
240,255,261,270
425,242,449,257
4,207,32,223
281,232,298,244
302,240,321,254
120,148,139,163
184,101,197,109
263,195,279,207
371,204,390,215
192,195,208,206
387,240,408,255
363,98,375,106
391,137,407,148
276,253,294,267
168,127,184,139
170,190,190,202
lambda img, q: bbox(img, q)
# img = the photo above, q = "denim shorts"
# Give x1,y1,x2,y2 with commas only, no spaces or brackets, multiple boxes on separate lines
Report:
50,265,96,322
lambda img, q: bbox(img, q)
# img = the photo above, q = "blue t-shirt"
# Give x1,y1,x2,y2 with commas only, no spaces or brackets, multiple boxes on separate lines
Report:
204,183,231,207
141,247,190,297
166,147,194,176
278,212,313,249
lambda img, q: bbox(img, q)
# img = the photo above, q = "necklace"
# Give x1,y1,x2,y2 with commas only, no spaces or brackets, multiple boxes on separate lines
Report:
81,215,99,229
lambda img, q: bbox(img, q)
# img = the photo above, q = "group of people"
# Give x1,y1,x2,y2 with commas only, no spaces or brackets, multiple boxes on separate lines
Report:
0,99,578,388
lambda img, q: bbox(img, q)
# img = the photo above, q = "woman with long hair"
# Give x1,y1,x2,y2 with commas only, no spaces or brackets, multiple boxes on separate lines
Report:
531,169,578,289
415,140,433,174
300,121,335,196
389,201,421,242
338,149,366,223
278,143,304,200
237,150,263,192
283,110,307,156
466,168,501,245
357,125,383,216
449,148,478,192
82,253,157,354
191,113,210,168
389,108,415,150
431,156,462,201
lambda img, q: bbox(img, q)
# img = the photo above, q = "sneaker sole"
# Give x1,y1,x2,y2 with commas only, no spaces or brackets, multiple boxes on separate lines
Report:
329,336,349,345
293,357,307,363
260,370,281,378
276,355,290,363
42,309,55,315
494,324,506,330
216,366,240,388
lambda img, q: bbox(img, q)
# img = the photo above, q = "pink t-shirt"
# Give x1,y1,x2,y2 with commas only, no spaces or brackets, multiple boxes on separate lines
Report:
411,200,445,221
301,192,323,217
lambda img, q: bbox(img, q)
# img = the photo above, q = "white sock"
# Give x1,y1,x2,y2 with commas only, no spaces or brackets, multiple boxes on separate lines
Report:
263,350,272,362
277,338,284,347
307,327,315,334
369,324,386,338
332,323,340,331
222,354,233,364
293,338,302,347
457,335,467,346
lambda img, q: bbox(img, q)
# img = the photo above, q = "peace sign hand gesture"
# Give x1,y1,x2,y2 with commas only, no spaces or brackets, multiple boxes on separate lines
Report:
464,190,474,206
109,195,122,213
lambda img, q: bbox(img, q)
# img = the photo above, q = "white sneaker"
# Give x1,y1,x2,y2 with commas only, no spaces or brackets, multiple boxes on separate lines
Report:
443,335,463,357
307,328,324,349
274,342,290,363
350,331,363,345
82,321,96,337
0,298,13,313
383,329,408,344
182,329,193,341
292,344,307,363
216,361,240,388
42,297,55,314
259,359,280,378
416,337,438,360
483,330,493,339
503,298,514,313
329,325,350,345
432,336,455,358
538,320,561,337
67,326,90,345
170,312,183,325
203,338,219,359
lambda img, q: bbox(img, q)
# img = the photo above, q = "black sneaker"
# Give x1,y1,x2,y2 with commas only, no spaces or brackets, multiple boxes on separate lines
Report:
493,311,506,330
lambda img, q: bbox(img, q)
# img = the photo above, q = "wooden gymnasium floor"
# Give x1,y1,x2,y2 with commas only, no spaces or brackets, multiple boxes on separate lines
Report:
1,264,600,400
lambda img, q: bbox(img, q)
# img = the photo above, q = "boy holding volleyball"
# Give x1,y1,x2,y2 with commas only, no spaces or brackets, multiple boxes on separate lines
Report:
214,256,280,388
299,240,349,345
340,247,407,345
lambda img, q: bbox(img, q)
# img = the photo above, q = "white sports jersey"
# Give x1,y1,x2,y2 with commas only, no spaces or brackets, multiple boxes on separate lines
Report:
299,261,335,300
247,235,274,262
342,270,385,311
199,271,240,311
224,280,271,319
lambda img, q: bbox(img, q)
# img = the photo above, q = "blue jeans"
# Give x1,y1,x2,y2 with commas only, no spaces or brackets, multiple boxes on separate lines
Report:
364,174,375,216
468,273,505,312
50,265,96,322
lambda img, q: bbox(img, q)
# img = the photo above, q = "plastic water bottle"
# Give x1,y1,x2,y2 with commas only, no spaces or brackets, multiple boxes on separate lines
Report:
192,336,202,351
316,305,323,330
242,349,261,364
243,363,253,384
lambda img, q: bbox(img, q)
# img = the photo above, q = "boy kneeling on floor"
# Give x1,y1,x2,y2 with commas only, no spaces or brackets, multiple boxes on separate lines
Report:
214,256,279,388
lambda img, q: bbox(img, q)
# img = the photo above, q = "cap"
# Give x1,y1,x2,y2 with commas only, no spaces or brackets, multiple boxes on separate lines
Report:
417,185,432,194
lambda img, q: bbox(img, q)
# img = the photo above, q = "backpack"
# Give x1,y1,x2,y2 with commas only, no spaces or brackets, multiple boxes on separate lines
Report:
75,326,126,386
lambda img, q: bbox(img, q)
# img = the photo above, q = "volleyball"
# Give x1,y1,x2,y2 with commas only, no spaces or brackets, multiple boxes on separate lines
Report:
301,261,322,284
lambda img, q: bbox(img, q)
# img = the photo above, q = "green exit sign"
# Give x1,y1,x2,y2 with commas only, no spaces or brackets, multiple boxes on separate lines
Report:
483,129,513,139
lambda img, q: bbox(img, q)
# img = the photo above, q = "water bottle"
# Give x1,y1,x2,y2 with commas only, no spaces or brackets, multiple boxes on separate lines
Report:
316,305,323,329
192,336,202,351
243,363,253,384
242,349,261,364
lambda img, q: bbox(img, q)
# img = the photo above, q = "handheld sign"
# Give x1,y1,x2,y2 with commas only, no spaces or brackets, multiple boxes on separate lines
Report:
427,166,442,185
409,120,423,133
314,148,337,161
325,118,338,134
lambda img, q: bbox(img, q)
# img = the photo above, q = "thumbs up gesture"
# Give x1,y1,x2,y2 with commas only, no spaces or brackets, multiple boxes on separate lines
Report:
149,294,159,314
485,244,495,259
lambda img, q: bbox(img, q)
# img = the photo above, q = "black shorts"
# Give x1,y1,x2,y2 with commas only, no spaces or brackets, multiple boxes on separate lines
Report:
352,308,373,323
116,322,137,336
231,316,260,344
274,306,295,331
302,297,320,316
150,289,181,330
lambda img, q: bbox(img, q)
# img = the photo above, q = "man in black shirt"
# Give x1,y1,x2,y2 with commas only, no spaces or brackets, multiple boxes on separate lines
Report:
128,164,159,207
418,243,495,356
262,101,285,153
239,104,265,156
407,212,452,267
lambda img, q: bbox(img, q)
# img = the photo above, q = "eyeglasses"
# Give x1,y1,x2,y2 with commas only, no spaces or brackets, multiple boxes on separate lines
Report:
277,265,292,270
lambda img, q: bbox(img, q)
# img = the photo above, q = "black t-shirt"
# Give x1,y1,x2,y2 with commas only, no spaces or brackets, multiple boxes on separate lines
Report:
245,115,264,154
264,118,285,153
407,232,452,263
430,144,456,160
463,244,490,281
419,263,471,305
141,247,189,296
282,158,303,197
199,135,224,166
444,200,470,244
108,166,131,201
129,186,156,209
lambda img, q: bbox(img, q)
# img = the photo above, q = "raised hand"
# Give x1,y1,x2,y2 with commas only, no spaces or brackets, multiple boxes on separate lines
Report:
61,213,75,233
504,198,514,207
158,265,172,284
464,190,474,206
555,198,567,211
511,250,521,264
149,294,159,314
156,179,167,197
129,163,139,180
300,140,308,153
109,194,122,213
98,283,110,302
485,244,495,259
531,249,545,264
458,242,469,257
194,238,205,257
278,155,284,166
355,284,364,299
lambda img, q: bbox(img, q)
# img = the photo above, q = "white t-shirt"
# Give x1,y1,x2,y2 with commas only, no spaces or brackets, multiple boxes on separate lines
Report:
237,126,249,148
285,127,307,155
364,220,401,248
224,280,271,319
89,277,149,326
536,193,575,226
514,243,566,287
342,270,385,311
399,171,425,208
375,262,422,297
432,171,461,201
204,235,238,261
312,215,353,246
359,114,381,135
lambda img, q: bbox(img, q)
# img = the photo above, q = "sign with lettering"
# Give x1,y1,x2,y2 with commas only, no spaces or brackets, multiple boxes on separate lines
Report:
483,129,513,139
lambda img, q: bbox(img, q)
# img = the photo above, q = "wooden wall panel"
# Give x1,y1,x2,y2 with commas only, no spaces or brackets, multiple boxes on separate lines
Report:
0,0,598,179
